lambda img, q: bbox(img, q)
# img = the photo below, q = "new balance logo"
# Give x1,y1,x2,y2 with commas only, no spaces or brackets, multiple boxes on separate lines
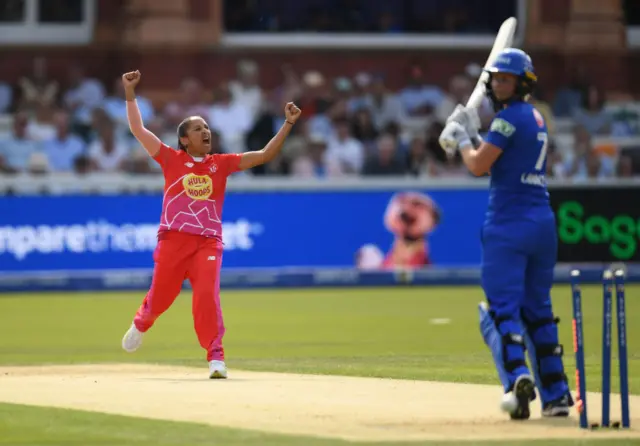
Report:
207,256,216,261
185,162,194,168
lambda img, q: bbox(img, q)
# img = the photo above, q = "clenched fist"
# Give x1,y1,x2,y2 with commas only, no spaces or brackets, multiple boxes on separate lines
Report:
122,71,141,90
284,102,302,124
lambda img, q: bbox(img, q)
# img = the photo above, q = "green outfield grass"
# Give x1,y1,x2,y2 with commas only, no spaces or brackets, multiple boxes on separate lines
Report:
0,286,637,393
0,285,638,445
1,403,638,446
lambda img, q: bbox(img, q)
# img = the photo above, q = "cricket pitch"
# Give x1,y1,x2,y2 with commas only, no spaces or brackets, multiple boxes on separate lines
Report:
0,364,639,442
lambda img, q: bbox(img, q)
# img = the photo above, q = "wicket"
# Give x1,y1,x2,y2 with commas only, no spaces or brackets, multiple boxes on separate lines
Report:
570,268,630,430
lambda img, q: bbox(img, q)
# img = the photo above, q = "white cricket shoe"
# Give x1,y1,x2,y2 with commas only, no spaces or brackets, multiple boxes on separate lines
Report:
208,360,228,379
500,374,536,420
121,323,144,353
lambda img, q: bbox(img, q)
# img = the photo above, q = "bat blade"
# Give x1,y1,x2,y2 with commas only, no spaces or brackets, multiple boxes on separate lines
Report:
466,17,517,109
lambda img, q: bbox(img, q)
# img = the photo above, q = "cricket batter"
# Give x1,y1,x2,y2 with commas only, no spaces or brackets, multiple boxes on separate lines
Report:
119,71,301,378
439,49,573,419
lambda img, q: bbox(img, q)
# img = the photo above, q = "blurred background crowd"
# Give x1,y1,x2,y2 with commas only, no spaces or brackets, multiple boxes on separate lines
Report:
1,0,640,181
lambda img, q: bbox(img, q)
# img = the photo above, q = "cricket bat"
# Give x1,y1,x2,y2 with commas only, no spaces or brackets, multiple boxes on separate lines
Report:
466,17,518,109
439,17,517,154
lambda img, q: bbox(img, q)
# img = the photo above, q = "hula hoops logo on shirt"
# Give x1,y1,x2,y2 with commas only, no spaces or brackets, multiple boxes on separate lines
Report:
183,174,212,200
490,118,516,137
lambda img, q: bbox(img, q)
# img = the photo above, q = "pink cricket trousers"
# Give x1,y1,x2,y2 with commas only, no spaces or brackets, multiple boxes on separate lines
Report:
133,231,225,361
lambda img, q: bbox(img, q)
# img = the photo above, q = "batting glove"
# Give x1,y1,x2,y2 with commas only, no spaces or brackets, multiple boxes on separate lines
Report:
439,121,472,156
446,104,481,140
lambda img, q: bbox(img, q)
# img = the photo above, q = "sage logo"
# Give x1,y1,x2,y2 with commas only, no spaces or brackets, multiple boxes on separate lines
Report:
557,201,638,260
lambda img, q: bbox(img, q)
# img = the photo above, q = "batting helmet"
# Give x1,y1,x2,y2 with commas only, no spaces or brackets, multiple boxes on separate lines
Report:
485,48,537,110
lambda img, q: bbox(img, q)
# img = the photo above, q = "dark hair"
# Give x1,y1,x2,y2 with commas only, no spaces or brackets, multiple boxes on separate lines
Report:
177,118,191,151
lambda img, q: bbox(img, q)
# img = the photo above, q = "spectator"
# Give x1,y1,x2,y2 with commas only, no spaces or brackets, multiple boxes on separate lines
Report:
382,121,407,155
43,110,86,172
26,103,56,141
617,155,636,178
609,103,640,137
424,121,447,165
127,117,168,174
398,65,444,116
87,110,131,172
27,152,49,175
126,149,155,175
291,133,333,178
406,136,437,177
17,57,58,114
572,85,612,136
552,66,591,117
245,109,275,175
564,125,614,180
326,77,352,121
63,64,106,140
348,72,372,114
271,64,303,111
209,82,253,154
163,78,210,127
0,112,43,173
324,117,364,174
583,150,604,181
103,77,155,140
300,71,335,137
363,133,406,176
435,74,472,124
544,140,565,179
438,153,468,177
228,59,263,124
425,120,466,176
362,74,406,131
351,108,378,152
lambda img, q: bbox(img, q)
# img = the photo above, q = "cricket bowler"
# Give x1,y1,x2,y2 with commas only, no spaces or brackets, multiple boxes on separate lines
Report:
119,70,301,379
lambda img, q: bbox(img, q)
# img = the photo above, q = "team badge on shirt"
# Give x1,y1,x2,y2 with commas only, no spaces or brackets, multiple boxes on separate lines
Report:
182,174,213,200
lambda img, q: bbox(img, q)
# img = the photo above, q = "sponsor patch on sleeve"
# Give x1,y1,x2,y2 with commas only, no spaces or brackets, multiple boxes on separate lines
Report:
490,118,516,137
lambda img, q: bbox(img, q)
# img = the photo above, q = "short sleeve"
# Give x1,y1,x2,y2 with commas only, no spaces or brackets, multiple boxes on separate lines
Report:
152,143,178,168
485,111,517,151
215,153,242,177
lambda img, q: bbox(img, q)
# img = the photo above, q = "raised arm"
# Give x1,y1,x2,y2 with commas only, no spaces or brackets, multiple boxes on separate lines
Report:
122,71,162,157
237,102,302,171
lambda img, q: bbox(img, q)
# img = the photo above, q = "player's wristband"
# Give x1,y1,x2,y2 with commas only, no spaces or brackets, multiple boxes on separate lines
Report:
458,137,473,151
285,121,295,125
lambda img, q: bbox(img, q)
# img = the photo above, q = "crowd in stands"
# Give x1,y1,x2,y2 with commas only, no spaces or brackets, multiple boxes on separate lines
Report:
0,55,639,180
